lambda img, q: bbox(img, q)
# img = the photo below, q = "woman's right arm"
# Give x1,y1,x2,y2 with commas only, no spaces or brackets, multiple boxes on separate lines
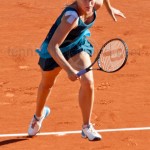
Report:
48,13,79,81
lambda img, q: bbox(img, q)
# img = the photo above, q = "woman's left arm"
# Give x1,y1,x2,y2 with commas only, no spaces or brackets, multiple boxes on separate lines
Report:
104,0,126,21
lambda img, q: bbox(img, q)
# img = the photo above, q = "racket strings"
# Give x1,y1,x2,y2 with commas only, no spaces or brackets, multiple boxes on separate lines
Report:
99,40,126,72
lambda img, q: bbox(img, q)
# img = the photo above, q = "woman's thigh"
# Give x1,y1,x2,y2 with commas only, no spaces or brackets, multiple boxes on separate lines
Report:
68,51,94,84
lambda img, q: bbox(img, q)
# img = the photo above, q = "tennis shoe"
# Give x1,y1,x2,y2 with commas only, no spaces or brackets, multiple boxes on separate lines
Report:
28,106,50,136
81,123,102,141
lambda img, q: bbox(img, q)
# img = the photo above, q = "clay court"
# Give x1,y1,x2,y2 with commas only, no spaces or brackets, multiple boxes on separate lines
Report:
0,0,150,149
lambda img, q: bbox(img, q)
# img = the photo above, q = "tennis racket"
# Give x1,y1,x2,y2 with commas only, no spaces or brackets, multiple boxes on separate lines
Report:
77,38,128,77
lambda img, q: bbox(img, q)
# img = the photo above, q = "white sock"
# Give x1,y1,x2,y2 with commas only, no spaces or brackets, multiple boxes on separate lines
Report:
82,124,90,129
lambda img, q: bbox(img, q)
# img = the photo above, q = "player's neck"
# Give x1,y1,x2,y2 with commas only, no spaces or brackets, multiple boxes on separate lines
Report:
77,3,94,18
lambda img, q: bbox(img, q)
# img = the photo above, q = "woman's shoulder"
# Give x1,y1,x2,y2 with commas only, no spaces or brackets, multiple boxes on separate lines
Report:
64,8,78,17
62,5,79,24
94,0,103,10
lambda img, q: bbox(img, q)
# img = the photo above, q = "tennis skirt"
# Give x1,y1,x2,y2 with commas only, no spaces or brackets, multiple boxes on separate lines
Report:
38,38,94,71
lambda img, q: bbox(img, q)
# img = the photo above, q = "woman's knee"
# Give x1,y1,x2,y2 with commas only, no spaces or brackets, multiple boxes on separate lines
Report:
80,75,94,90
40,79,54,90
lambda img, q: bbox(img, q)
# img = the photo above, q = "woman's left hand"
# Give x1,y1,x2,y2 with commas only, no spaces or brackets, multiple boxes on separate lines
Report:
110,7,126,21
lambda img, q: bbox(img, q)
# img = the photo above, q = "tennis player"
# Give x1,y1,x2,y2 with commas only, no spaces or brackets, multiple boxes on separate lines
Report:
28,0,125,141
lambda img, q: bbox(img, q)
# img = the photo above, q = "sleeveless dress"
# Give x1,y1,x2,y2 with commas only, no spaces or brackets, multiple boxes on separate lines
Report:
36,7,96,71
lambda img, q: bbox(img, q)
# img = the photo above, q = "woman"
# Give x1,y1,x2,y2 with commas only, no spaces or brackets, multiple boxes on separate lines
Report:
28,0,125,141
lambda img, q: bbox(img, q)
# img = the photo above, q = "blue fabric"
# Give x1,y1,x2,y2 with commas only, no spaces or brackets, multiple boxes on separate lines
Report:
35,7,96,59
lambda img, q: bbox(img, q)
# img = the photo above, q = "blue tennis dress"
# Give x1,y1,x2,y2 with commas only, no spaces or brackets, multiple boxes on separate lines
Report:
36,7,96,71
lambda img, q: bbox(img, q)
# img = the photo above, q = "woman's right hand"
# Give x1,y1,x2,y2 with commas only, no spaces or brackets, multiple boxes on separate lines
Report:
67,69,80,81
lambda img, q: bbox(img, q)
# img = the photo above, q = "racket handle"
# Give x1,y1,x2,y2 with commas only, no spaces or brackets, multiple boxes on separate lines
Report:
77,69,87,77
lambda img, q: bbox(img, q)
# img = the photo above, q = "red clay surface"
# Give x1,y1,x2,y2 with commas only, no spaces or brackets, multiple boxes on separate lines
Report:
0,0,150,149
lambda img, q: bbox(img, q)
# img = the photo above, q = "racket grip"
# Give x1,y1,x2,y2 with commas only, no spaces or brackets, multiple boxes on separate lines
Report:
77,69,87,77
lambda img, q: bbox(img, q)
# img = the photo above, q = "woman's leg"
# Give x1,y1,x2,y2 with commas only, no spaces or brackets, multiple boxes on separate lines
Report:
35,67,61,117
68,51,94,125
68,51,101,140
28,67,61,136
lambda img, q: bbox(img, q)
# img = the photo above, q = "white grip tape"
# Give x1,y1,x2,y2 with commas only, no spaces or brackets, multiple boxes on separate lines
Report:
65,10,78,24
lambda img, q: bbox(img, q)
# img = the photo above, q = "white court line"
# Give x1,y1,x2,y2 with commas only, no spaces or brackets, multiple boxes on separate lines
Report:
0,127,150,138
